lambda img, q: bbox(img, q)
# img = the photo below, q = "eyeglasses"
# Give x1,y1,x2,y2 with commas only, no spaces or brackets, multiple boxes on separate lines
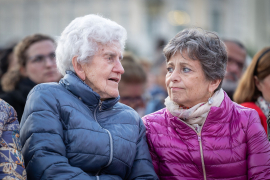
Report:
227,57,244,70
28,52,56,65
120,96,144,103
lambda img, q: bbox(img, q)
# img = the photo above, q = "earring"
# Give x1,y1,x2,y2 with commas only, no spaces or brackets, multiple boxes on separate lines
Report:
208,92,213,105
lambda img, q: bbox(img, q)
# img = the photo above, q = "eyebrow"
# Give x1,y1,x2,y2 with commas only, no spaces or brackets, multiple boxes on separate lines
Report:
103,52,123,60
167,61,191,66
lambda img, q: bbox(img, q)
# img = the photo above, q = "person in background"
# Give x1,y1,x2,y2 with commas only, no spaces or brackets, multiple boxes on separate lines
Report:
222,40,247,99
0,99,26,179
234,47,270,133
0,34,62,121
145,60,168,114
0,44,17,94
20,14,158,180
143,28,270,179
144,39,168,114
119,52,147,117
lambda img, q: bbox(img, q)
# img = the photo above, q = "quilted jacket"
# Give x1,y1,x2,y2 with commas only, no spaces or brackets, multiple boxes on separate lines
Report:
0,99,26,179
241,102,267,133
20,71,158,180
143,92,270,180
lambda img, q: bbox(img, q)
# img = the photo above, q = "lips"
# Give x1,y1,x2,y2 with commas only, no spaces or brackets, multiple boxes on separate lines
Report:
170,87,183,90
108,77,120,83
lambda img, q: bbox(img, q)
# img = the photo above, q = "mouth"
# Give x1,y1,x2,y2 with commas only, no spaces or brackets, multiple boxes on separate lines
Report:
170,87,183,90
108,77,120,83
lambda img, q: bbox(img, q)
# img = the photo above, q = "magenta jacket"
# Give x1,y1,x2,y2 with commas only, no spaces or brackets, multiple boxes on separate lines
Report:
143,92,270,180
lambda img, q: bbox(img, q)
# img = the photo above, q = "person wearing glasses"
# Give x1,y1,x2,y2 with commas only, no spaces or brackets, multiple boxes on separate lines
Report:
119,52,147,117
234,47,270,133
221,40,247,100
20,15,158,179
142,28,270,179
0,34,62,121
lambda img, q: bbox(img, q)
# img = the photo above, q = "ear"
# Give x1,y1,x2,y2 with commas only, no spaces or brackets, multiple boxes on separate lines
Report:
20,66,27,77
254,76,262,92
72,56,86,81
208,79,222,93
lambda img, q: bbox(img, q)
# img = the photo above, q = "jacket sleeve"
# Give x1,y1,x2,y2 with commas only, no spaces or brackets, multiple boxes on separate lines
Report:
20,87,121,180
142,116,160,177
127,118,158,180
247,110,270,179
0,99,26,180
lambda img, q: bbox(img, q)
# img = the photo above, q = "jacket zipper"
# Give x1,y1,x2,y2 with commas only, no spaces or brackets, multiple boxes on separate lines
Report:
94,100,114,177
178,119,207,180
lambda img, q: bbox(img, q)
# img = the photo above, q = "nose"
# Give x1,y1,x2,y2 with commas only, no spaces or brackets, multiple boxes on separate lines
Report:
114,60,125,74
170,69,180,82
227,62,240,78
45,57,55,67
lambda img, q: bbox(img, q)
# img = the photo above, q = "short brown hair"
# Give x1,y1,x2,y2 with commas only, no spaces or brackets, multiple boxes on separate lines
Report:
13,34,55,67
120,52,147,84
234,47,270,103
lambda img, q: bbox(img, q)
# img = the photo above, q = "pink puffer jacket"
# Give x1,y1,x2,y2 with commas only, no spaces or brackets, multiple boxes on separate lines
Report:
143,92,270,180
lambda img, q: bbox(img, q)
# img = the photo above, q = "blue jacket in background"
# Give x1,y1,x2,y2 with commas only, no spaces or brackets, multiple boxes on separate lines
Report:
20,71,158,180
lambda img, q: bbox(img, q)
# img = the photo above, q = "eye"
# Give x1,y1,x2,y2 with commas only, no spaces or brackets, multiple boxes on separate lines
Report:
33,56,44,62
183,67,191,73
167,67,174,73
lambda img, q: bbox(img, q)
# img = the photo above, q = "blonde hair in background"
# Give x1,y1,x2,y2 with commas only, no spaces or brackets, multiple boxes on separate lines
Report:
233,47,270,104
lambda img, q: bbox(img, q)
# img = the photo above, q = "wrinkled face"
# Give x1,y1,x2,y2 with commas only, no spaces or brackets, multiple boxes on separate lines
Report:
82,44,124,100
256,74,270,103
224,42,246,82
119,82,145,110
166,53,212,107
24,40,62,84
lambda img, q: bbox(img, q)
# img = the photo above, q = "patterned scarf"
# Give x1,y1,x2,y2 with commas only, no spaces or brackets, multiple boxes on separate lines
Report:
165,89,224,128
256,96,270,118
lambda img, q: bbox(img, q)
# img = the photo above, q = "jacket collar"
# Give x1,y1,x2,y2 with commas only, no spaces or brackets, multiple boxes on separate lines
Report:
59,71,119,110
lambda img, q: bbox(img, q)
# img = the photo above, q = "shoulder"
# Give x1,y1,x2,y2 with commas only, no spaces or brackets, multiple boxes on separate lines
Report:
114,102,141,124
29,82,64,96
230,101,261,128
142,108,168,129
0,99,19,130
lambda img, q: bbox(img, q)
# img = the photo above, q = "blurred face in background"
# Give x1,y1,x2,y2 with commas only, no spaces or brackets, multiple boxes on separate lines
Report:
119,82,145,114
21,40,61,84
255,74,270,103
224,41,246,82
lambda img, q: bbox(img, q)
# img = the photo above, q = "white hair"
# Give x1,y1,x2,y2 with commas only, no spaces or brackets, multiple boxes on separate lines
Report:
56,14,127,75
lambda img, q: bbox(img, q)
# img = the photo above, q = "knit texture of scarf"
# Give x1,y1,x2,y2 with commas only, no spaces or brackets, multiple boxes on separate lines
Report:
165,89,224,128
256,96,270,118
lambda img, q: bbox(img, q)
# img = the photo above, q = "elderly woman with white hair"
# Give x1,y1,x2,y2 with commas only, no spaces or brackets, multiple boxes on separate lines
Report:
19,15,158,180
142,28,270,179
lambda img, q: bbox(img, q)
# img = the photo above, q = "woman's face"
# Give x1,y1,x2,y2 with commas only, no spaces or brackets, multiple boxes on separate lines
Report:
166,53,216,107
81,44,124,100
256,74,270,103
23,40,62,84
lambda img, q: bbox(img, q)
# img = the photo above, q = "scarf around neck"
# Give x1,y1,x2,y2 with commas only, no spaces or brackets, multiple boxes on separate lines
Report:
165,89,225,128
256,96,270,118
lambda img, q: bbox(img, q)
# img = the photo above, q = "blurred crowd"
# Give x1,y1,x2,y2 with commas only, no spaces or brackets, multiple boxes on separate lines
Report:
0,14,270,179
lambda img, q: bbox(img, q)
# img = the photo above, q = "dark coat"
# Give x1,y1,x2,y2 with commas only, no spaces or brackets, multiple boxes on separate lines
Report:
0,78,36,122
20,71,158,180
